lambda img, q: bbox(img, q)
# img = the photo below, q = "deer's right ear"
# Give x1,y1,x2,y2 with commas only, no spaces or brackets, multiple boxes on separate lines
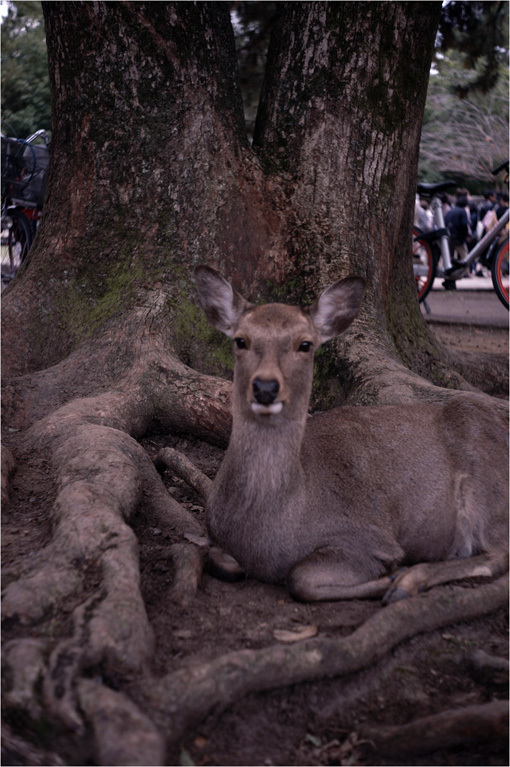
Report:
195,265,250,338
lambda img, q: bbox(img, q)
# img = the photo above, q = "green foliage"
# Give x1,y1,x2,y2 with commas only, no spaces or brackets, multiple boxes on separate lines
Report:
437,1,509,96
1,1,51,137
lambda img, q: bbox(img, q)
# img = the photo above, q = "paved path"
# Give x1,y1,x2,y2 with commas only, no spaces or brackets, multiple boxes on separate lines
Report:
420,277,509,329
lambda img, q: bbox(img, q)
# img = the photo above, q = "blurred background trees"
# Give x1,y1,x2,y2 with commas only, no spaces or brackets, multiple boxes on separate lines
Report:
418,54,508,190
1,0,50,136
419,1,509,190
1,0,508,187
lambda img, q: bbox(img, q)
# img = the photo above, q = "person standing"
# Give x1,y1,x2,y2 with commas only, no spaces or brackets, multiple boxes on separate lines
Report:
443,194,472,289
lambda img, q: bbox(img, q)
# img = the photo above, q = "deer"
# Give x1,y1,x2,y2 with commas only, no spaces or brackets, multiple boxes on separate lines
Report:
194,265,509,602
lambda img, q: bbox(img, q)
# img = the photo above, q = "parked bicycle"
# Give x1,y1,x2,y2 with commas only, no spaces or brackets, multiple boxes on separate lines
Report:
1,129,50,287
413,161,509,309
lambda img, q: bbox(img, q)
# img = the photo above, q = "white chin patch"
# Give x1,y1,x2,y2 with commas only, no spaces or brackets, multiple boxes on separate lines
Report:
251,402,283,416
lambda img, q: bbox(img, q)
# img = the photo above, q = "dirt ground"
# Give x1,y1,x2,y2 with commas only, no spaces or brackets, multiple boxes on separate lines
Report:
2,322,509,767
429,322,508,356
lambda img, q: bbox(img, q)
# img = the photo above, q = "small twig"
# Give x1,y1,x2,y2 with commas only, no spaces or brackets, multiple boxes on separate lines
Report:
168,542,206,606
155,447,212,500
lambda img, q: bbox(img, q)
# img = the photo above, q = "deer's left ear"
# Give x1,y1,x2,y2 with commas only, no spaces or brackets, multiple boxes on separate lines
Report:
309,276,365,344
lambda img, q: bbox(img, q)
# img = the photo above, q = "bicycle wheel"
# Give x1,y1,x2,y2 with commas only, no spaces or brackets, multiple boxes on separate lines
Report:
412,227,436,302
491,237,509,309
1,209,33,286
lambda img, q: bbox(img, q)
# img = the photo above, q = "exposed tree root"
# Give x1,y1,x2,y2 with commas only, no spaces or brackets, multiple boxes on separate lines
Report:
358,699,509,758
340,334,508,413
77,678,166,766
2,372,211,738
167,543,207,606
3,638,48,721
137,575,508,748
466,648,509,686
156,447,213,498
1,722,67,767
1,445,15,506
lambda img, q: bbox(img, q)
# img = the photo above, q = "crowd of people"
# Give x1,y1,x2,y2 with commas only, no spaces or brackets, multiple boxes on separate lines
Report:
415,186,509,278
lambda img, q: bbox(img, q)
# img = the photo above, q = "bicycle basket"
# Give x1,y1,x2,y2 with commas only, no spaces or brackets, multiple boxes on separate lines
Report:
1,136,49,208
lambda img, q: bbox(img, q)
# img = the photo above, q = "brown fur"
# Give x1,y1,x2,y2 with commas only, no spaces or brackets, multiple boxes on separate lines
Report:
195,266,509,602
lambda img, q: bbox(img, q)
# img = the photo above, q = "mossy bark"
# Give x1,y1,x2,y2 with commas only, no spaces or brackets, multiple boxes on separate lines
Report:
3,0,481,407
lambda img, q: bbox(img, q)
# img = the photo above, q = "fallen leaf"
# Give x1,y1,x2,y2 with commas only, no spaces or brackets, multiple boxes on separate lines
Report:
193,736,209,749
273,624,318,643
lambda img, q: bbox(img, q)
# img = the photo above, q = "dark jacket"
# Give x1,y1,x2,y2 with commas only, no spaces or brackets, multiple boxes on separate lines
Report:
445,205,469,245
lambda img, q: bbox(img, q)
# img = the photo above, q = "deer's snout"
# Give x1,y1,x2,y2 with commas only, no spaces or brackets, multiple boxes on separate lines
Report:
252,377,279,405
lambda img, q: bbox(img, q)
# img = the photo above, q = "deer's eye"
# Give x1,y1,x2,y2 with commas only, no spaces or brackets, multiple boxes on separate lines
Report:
298,341,312,353
235,337,247,350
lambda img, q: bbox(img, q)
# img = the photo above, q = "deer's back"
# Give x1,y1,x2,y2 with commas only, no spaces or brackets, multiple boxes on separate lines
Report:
301,397,508,562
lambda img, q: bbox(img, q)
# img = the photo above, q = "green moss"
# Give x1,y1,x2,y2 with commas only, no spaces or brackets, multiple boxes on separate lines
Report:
55,250,145,342
310,345,350,411
169,293,234,379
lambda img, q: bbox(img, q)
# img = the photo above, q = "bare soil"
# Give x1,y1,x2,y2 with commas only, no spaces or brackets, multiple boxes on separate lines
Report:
429,323,508,356
2,324,508,767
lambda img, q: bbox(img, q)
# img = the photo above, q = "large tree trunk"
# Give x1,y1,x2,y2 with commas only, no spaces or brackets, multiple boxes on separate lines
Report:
2,3,507,765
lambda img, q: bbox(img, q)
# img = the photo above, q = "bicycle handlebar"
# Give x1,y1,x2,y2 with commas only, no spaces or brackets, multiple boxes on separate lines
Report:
25,129,49,146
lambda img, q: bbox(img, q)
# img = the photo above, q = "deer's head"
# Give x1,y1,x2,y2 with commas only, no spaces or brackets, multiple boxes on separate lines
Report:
195,266,365,424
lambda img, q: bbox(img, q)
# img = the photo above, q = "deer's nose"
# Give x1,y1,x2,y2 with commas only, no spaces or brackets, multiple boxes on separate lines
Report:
252,378,279,405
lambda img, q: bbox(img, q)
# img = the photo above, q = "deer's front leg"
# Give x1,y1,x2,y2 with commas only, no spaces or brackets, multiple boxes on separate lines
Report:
382,551,509,604
208,546,246,582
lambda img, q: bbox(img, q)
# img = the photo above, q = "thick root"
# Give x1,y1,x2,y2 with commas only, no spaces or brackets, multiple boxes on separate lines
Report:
2,383,208,737
358,699,508,758
138,575,508,747
77,678,166,766
2,638,48,721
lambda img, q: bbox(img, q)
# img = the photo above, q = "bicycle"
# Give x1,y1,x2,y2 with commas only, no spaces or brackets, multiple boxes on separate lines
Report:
413,161,509,309
1,129,49,287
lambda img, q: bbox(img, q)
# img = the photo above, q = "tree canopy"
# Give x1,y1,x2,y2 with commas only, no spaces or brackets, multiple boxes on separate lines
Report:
437,0,509,96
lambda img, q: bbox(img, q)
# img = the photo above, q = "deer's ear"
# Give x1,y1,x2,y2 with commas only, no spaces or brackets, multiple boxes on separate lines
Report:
309,276,365,344
195,265,251,338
